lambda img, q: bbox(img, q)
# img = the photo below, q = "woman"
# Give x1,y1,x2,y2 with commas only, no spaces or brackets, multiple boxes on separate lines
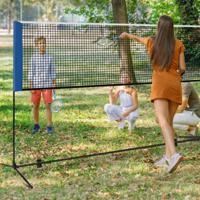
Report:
120,15,186,173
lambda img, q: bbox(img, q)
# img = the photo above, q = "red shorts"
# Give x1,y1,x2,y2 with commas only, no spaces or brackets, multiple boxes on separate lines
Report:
31,90,53,104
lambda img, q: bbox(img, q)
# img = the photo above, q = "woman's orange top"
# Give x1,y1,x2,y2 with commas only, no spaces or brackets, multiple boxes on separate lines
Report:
143,37,185,104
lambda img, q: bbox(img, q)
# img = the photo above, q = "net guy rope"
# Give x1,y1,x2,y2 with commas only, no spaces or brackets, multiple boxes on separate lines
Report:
3,21,199,188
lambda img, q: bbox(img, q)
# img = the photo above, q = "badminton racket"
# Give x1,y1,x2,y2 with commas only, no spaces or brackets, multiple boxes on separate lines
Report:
50,90,63,113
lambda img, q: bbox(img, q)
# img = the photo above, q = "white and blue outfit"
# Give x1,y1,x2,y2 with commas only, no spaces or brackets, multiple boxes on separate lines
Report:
28,52,56,89
104,90,139,130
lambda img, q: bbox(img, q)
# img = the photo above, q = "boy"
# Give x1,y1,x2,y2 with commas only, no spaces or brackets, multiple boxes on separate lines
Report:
28,36,56,134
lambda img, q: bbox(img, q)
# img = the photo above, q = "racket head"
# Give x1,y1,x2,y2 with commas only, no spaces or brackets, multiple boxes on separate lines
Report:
96,35,120,48
51,90,63,113
51,97,63,113
96,37,112,47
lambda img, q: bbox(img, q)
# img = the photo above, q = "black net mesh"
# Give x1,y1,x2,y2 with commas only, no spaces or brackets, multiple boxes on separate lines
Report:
22,23,200,90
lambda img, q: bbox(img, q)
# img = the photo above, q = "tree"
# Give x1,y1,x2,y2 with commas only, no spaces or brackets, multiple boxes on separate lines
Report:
65,0,138,23
65,0,112,23
176,0,199,25
23,0,71,21
65,0,137,82
0,0,14,34
111,0,136,81
143,0,180,24
175,0,200,62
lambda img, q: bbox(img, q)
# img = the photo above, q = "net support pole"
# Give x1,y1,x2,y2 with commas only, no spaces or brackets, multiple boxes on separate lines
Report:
8,21,200,189
12,91,16,167
12,21,33,189
13,21,23,92
11,91,33,188
13,20,23,167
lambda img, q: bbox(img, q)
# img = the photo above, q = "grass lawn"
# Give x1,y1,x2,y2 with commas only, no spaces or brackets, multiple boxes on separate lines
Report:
0,46,200,199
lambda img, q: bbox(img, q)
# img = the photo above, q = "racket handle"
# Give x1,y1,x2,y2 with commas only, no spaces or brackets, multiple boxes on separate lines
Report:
112,35,120,41
53,90,56,99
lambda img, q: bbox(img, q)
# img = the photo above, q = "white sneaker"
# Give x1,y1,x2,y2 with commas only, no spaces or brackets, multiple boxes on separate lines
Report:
168,153,183,173
154,155,169,167
128,121,135,131
188,127,198,136
118,121,125,129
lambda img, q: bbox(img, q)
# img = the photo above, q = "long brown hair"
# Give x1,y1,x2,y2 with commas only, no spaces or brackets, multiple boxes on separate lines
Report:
151,15,175,70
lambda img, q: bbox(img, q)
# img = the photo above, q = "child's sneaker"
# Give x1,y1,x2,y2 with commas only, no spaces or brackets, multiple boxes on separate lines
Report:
154,155,169,167
118,121,125,129
47,126,53,134
128,121,135,131
168,153,183,173
32,124,40,134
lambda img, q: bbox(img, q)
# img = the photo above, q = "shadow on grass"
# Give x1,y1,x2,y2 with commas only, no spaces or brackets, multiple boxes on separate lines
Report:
0,71,12,80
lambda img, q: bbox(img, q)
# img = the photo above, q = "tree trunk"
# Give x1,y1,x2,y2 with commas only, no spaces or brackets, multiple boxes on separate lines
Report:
7,0,13,34
111,0,136,82
46,0,57,21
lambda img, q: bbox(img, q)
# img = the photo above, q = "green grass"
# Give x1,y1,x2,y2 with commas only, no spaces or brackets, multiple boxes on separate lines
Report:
0,47,200,199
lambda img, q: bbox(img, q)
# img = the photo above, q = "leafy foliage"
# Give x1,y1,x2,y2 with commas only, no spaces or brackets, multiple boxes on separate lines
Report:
65,0,113,23
176,0,199,25
175,0,200,63
143,0,181,24
65,0,139,23
64,0,183,24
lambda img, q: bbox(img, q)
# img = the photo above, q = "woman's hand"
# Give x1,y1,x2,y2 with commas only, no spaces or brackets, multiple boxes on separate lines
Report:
118,86,125,92
122,111,129,118
176,69,185,76
120,32,129,39
109,86,114,93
